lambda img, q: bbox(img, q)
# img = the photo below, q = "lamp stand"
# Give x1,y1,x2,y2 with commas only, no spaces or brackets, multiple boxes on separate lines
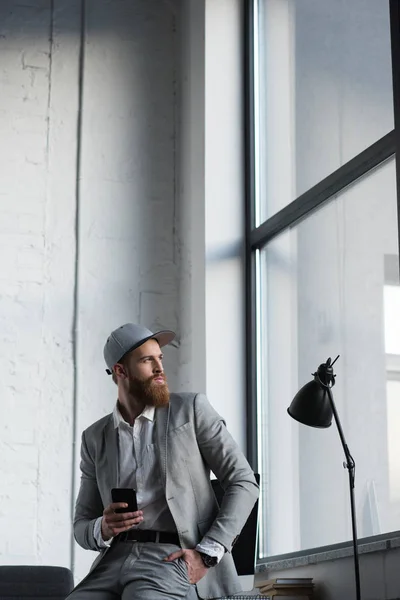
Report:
316,361,361,600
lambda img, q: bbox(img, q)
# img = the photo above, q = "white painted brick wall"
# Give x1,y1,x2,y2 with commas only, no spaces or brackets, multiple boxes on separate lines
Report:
0,0,246,586
0,0,58,566
0,0,82,567
0,0,182,581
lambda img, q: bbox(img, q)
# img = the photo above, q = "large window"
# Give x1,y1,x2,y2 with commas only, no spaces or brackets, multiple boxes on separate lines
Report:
246,0,400,559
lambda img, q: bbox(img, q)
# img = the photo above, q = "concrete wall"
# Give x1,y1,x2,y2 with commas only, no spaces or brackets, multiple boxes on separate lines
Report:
257,544,400,600
177,0,246,449
176,0,206,395
205,0,246,451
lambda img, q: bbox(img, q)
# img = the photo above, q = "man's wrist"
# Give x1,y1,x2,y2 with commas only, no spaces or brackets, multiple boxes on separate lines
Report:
94,516,113,549
197,550,218,568
195,537,225,565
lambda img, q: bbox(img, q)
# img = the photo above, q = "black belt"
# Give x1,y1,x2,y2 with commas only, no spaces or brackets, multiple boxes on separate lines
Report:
116,529,180,546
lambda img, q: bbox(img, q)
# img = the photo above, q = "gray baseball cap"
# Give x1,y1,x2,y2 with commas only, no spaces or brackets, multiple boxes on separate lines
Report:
103,323,175,374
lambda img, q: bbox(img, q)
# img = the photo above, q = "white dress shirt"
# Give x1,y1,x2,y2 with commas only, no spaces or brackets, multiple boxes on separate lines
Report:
93,403,225,562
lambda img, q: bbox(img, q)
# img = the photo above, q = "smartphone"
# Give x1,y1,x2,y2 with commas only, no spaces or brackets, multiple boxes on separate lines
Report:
111,488,138,513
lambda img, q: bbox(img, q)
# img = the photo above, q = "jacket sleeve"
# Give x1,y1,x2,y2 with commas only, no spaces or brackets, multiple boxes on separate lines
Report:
73,430,105,551
193,393,259,553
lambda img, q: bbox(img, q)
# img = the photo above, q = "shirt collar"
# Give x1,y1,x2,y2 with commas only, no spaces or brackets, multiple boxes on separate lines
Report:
112,402,155,428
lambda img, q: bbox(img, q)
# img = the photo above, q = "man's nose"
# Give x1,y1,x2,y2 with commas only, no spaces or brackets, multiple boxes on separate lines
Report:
154,360,163,373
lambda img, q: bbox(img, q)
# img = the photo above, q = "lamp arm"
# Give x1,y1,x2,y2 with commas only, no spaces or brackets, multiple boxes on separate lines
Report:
326,385,355,488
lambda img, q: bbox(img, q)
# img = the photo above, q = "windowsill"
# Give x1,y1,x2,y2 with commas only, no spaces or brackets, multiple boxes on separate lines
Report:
256,530,400,572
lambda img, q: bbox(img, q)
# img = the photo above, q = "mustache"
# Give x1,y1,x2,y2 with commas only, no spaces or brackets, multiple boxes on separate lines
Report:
151,374,166,382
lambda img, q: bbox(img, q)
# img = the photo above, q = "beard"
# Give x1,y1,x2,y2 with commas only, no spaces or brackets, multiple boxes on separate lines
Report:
127,374,170,407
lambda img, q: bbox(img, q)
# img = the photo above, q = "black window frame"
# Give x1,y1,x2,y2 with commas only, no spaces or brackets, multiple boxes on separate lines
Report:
244,0,400,559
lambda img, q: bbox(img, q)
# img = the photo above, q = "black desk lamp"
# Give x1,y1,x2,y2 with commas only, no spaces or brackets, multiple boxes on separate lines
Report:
287,356,361,600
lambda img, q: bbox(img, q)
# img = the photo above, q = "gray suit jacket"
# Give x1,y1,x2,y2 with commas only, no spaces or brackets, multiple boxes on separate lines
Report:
73,392,259,599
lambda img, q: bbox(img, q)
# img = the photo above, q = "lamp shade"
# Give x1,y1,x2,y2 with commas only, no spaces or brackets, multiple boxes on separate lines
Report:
287,379,333,428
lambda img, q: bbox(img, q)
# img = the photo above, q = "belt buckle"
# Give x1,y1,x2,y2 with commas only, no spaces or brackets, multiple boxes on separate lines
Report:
154,531,160,543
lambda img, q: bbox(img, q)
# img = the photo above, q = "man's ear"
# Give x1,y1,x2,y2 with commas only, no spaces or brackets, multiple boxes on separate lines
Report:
114,363,127,379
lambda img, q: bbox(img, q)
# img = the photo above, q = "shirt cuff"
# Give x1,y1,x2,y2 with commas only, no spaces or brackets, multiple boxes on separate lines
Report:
195,536,225,564
93,516,113,549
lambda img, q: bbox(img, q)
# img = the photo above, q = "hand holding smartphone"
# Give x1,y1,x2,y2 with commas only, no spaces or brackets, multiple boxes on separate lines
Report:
102,489,142,541
111,488,138,513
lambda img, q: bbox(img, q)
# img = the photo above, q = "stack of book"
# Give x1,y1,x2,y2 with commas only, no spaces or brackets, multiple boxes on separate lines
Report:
256,577,314,598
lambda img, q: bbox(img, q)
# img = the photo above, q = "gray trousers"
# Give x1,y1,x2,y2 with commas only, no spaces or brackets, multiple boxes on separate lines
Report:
67,542,199,600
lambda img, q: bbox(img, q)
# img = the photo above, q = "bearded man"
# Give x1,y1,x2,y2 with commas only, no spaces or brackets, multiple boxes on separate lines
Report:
68,323,259,600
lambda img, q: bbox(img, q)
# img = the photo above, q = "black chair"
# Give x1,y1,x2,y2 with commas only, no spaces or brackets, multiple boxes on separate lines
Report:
0,565,74,600
211,473,260,592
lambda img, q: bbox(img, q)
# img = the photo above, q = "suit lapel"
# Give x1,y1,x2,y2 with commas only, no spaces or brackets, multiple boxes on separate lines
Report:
155,403,170,489
104,417,119,491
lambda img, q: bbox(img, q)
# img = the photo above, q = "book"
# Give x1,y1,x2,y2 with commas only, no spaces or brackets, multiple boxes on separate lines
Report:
257,578,313,587
258,584,314,594
260,584,314,591
260,593,313,600
259,590,313,598
256,576,314,598
276,579,313,585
